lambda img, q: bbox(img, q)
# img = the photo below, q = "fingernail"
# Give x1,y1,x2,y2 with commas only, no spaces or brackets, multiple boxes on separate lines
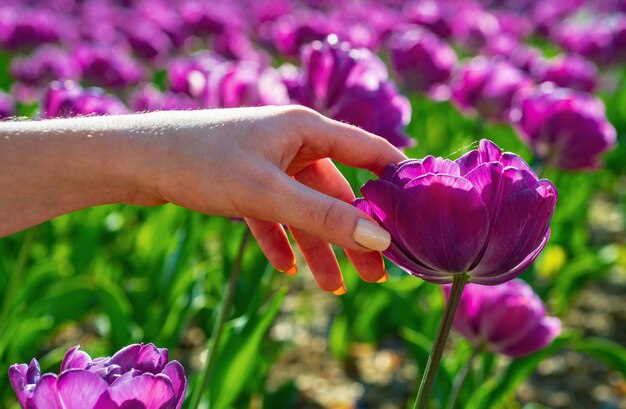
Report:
354,219,391,251
284,264,298,276
376,273,388,283
332,284,347,296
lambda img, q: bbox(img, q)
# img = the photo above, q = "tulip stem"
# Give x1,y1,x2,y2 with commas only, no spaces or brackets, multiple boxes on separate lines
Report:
445,348,478,409
189,227,252,409
413,273,469,409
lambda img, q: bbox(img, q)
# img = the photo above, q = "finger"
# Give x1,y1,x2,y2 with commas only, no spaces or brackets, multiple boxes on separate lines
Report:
288,226,346,294
294,109,408,176
245,218,297,275
238,161,391,253
295,159,387,283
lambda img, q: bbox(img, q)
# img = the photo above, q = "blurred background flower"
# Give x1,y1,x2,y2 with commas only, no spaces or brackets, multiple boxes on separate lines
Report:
445,279,562,357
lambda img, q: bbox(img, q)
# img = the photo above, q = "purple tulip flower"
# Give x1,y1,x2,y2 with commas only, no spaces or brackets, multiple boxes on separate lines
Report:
553,15,616,65
389,26,456,98
444,279,562,357
403,0,452,39
122,21,173,61
9,343,186,409
512,83,617,170
11,45,81,86
0,91,16,119
355,139,557,285
167,52,224,98
449,7,501,51
482,35,546,75
130,84,201,112
43,81,129,118
289,35,413,148
271,12,336,57
535,54,598,93
73,45,145,89
0,6,62,50
451,57,533,123
209,61,290,108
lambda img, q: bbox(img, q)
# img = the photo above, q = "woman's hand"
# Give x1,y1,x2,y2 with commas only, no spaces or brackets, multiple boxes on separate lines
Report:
0,106,407,293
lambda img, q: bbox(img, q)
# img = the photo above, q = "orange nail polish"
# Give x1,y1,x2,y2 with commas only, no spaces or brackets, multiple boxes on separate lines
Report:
332,285,347,296
376,273,388,283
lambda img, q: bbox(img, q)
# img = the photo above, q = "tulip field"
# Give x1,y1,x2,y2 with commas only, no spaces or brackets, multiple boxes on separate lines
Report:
1,0,626,408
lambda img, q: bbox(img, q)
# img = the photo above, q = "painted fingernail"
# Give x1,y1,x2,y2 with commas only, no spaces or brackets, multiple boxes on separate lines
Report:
376,273,388,283
332,284,347,296
353,219,391,251
284,264,298,276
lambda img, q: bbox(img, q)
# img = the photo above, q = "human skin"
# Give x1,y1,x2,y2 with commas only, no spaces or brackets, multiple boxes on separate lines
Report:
0,105,406,294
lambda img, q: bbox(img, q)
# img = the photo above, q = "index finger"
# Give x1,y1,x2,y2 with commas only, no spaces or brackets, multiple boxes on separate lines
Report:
296,108,409,176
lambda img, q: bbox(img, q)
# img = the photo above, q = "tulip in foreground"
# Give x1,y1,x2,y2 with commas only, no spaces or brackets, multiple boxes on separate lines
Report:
357,140,558,409
9,343,186,409
355,139,557,286
445,279,562,357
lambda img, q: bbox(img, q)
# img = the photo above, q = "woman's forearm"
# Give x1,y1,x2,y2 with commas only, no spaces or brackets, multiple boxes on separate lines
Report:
0,114,158,236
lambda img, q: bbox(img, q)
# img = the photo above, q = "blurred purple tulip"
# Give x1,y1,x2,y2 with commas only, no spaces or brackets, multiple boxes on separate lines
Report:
167,52,225,97
535,54,598,93
403,0,452,39
531,0,582,36
451,57,533,122
449,6,501,51
492,10,533,39
291,35,413,148
0,91,16,119
482,35,546,75
123,21,173,61
11,45,81,86
43,80,129,118
0,6,62,50
445,279,561,357
553,15,616,65
10,343,186,409
355,139,557,285
209,61,290,108
389,26,456,98
130,84,201,112
512,83,617,170
181,0,243,37
74,45,145,89
271,12,336,57
133,0,189,47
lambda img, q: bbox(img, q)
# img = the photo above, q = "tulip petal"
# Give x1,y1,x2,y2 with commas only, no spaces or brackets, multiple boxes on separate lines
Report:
61,346,92,371
108,373,175,409
473,230,550,285
162,361,186,409
470,188,555,282
465,163,528,223
391,157,461,187
500,153,538,185
478,139,502,162
57,370,109,409
9,364,30,407
500,316,562,357
28,374,61,409
396,174,489,273
356,191,453,283
360,179,402,239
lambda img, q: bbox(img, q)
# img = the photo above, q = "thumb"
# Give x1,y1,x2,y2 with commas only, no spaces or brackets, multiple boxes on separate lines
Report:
247,170,391,252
